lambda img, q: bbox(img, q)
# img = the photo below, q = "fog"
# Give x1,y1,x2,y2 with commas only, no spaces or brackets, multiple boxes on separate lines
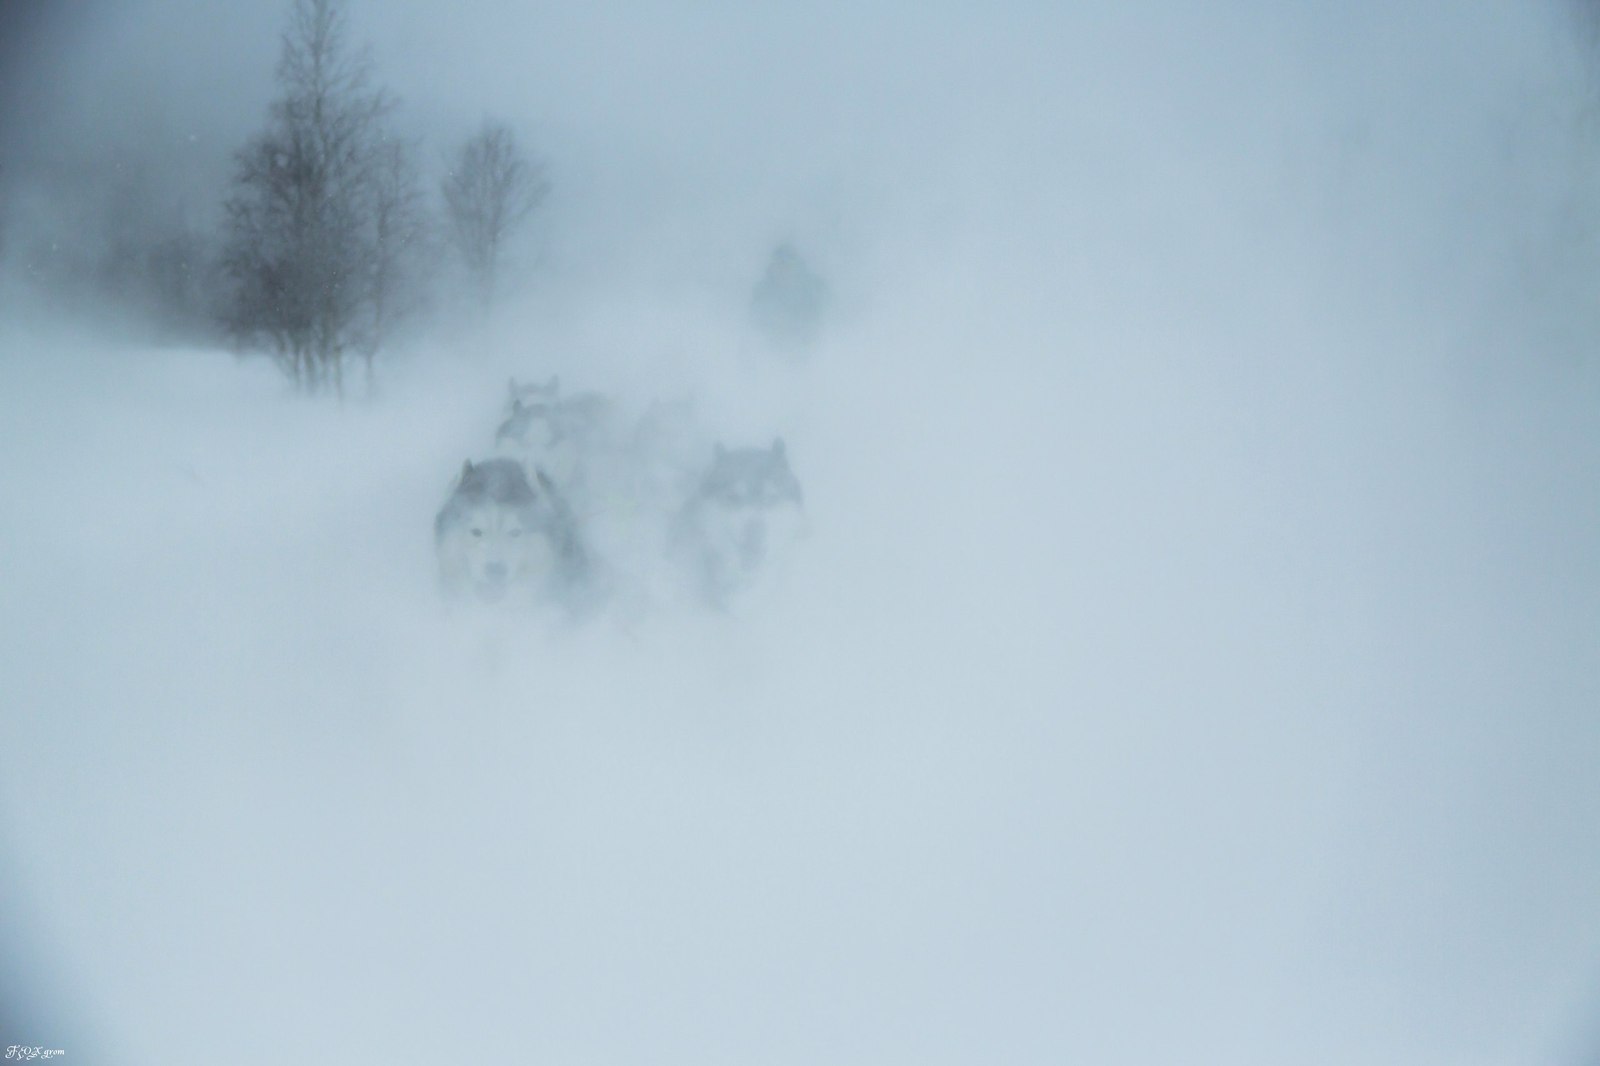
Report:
2,2,1599,1063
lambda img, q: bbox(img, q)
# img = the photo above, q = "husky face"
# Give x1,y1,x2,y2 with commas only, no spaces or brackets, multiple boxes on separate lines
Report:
698,439,804,510
495,396,581,489
496,398,560,451
496,377,564,459
435,458,576,604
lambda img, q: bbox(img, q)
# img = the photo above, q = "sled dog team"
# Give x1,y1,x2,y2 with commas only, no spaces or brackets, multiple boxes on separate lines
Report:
435,376,805,613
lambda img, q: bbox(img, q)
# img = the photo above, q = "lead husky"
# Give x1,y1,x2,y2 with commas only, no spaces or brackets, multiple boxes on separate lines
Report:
435,458,590,609
673,438,805,607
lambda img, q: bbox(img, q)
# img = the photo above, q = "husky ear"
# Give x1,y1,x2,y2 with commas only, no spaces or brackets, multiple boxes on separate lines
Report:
771,437,786,457
460,459,474,480
512,398,524,414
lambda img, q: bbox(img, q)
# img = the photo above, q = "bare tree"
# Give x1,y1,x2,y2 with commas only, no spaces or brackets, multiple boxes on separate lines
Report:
441,120,548,311
221,0,394,397
359,134,429,392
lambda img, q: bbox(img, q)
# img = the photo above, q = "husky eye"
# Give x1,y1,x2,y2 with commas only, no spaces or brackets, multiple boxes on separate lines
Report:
470,528,484,538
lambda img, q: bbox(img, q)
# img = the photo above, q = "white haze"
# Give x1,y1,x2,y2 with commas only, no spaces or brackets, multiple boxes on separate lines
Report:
2,3,1600,1064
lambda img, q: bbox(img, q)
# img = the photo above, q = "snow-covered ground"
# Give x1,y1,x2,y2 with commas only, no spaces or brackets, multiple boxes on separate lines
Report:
3,3,1600,1064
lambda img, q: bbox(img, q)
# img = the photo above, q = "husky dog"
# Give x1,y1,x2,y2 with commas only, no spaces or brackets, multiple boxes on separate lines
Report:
501,376,612,440
495,377,561,459
435,457,589,608
674,438,805,606
495,396,561,465
495,377,616,496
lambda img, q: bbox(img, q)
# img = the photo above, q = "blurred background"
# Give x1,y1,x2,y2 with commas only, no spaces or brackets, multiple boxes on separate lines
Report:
1,2,1598,1063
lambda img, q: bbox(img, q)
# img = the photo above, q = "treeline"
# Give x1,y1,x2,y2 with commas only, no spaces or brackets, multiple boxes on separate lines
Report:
2,0,547,397
222,0,547,396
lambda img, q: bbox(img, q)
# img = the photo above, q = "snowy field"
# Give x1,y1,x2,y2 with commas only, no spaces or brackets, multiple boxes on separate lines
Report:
3,3,1600,1064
